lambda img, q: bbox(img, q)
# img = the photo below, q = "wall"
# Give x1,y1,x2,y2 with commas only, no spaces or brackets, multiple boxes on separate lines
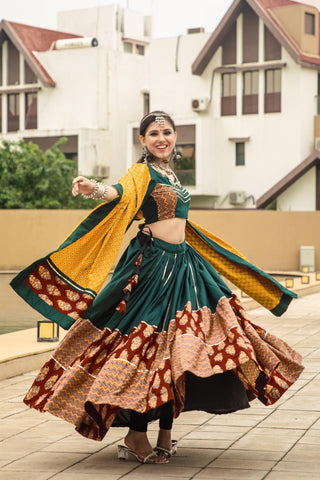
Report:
277,168,316,211
2,210,319,271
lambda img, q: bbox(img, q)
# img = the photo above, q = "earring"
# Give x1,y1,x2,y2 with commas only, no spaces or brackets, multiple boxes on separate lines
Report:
142,146,153,162
172,146,181,163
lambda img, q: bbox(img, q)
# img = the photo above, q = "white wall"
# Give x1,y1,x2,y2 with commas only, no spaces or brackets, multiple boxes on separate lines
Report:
36,47,107,131
57,5,119,49
277,168,316,211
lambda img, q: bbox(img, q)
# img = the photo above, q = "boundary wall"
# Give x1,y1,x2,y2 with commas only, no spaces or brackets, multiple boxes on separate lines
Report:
1,210,319,271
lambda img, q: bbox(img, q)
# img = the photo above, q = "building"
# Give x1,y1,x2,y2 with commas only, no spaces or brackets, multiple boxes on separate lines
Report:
186,0,320,209
0,5,152,184
0,0,319,210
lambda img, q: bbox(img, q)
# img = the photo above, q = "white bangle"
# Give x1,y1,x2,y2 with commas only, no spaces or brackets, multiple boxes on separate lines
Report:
82,180,109,199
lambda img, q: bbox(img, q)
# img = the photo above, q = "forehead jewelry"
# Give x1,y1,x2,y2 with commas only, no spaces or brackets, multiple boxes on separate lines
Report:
154,115,166,127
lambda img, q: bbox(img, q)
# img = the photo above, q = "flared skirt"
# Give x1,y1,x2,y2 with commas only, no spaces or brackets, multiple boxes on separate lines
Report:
23,235,304,440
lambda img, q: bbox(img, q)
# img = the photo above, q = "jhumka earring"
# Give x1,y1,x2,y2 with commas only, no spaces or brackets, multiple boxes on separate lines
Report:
172,146,182,163
142,146,153,162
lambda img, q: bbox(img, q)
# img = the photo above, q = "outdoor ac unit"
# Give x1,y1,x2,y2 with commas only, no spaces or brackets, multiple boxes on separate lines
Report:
229,191,246,205
191,97,208,112
93,165,110,178
315,137,320,150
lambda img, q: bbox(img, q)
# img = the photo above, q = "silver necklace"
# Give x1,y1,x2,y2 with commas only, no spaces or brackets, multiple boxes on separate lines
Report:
149,161,181,187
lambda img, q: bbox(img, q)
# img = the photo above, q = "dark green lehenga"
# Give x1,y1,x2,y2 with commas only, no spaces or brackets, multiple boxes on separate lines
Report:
22,231,303,440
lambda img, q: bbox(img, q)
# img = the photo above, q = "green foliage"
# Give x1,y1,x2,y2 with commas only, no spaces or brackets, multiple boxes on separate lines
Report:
0,138,99,209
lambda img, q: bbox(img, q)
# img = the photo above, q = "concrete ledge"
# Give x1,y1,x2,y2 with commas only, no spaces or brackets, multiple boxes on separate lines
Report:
0,350,54,380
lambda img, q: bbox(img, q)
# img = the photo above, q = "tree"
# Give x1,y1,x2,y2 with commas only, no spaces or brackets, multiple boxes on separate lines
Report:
0,138,99,209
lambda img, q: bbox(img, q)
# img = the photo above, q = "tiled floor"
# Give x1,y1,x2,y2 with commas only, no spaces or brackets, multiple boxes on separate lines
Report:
0,293,319,480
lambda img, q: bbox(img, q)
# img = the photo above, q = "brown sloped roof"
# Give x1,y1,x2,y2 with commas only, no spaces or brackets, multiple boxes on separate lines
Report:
256,150,320,208
192,0,320,75
0,20,82,87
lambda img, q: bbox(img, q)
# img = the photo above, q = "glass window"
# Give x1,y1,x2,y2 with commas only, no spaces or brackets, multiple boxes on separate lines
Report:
25,61,37,84
235,142,245,166
243,71,258,95
265,69,281,113
143,92,150,116
25,92,37,129
222,73,237,97
265,69,281,93
7,93,20,132
305,13,315,35
124,41,133,53
221,73,237,116
173,144,196,186
8,42,20,85
243,71,259,115
136,44,145,56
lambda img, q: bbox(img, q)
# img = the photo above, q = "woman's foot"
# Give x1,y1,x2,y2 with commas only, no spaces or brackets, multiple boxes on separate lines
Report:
124,429,168,463
155,428,177,461
156,428,172,452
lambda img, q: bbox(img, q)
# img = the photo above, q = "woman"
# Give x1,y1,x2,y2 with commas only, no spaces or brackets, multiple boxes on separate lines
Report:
11,111,304,464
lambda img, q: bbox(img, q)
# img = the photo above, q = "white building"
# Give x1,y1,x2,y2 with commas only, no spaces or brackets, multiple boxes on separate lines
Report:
0,0,320,210
0,5,152,184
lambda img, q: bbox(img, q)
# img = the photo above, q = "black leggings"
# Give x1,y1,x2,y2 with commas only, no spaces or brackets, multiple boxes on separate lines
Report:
129,401,173,433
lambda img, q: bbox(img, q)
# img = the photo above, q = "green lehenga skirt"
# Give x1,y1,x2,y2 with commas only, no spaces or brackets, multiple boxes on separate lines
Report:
23,232,304,441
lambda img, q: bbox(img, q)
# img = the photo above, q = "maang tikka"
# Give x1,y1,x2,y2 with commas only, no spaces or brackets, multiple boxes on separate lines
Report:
154,115,166,127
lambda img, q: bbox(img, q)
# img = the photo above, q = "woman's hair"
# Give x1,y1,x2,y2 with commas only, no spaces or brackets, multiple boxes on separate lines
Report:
139,110,176,137
137,111,176,163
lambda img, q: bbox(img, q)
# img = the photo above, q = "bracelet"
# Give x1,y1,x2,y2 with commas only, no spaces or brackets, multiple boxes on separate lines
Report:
81,180,109,199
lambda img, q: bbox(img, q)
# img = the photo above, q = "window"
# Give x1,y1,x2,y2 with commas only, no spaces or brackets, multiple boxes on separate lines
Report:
242,71,258,114
221,73,237,116
235,142,245,166
25,92,37,129
124,41,133,53
8,42,20,86
265,69,281,113
305,13,315,35
7,93,19,131
242,6,259,63
264,26,281,61
222,22,236,65
25,61,37,84
174,144,196,186
136,44,145,56
143,92,150,116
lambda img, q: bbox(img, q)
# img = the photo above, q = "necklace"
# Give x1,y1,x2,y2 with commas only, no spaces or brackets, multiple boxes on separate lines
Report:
149,160,181,187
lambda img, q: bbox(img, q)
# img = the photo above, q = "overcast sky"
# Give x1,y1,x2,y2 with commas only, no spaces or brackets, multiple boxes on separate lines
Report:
0,0,234,38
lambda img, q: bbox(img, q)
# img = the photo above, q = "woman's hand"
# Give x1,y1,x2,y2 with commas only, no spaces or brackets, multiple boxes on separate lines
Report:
72,176,95,197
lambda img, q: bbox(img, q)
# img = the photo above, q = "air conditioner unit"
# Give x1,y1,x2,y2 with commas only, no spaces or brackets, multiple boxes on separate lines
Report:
315,137,320,150
229,191,246,205
191,97,208,112
93,165,110,178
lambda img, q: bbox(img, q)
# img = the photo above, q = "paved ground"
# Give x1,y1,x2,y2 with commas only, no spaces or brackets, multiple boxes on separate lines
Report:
0,292,319,480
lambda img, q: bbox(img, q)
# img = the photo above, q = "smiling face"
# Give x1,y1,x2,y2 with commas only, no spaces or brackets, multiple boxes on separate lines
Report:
140,120,177,165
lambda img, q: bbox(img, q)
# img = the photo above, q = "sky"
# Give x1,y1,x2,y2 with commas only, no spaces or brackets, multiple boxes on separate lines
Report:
0,0,234,38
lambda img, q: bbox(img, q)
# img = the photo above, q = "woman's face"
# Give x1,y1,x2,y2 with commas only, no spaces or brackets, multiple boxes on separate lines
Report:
140,120,177,164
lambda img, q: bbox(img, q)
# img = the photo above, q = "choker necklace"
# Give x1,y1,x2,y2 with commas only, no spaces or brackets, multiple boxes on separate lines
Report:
149,160,181,187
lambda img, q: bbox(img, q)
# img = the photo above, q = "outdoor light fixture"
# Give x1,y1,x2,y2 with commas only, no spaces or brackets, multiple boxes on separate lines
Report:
316,272,320,281
37,320,59,342
285,278,294,288
301,275,310,285
301,266,309,273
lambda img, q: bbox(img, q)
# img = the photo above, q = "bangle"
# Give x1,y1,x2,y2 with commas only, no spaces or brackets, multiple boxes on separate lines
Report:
82,180,109,199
